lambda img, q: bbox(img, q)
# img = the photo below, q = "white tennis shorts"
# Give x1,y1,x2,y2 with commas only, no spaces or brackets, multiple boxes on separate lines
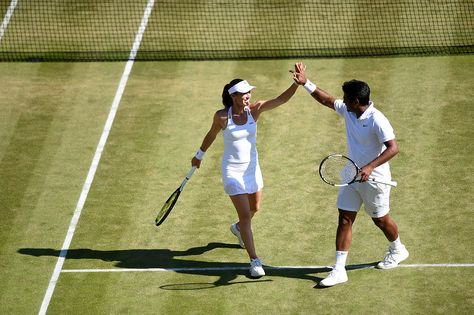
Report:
221,161,263,196
336,181,391,218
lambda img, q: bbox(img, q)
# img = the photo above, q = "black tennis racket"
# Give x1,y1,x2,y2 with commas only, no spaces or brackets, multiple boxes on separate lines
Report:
319,154,397,187
155,166,197,226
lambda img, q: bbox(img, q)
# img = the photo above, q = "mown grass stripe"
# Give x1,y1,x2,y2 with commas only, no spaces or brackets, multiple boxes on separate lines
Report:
38,2,155,315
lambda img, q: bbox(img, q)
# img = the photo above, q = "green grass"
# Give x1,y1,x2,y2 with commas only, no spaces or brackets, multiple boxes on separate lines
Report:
0,55,473,314
1,1,472,61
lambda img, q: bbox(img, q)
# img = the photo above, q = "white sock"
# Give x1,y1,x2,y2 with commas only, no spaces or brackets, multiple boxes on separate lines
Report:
335,251,348,269
390,236,402,250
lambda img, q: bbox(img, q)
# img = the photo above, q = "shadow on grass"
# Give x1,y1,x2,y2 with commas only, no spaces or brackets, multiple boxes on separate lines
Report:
18,242,377,290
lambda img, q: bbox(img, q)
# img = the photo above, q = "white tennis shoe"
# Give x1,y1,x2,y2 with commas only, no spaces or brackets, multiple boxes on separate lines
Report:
377,245,409,269
250,258,265,278
230,223,245,248
319,266,348,287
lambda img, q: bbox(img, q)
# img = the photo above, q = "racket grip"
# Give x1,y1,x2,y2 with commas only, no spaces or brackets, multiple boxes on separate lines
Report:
368,177,398,187
186,166,197,179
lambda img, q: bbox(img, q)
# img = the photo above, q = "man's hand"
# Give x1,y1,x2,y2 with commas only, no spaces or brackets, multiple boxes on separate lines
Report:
358,164,375,182
292,62,308,85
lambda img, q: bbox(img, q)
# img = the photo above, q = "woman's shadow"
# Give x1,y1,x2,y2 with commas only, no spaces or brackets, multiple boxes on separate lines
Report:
18,243,375,289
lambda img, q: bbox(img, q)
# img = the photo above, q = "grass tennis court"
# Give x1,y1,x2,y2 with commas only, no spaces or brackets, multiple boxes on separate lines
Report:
0,55,473,314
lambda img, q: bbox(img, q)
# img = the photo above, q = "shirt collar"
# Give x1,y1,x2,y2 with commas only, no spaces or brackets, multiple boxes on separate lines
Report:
358,101,374,120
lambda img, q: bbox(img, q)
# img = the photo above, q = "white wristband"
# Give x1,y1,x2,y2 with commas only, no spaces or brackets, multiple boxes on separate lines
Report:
304,80,317,94
195,148,205,160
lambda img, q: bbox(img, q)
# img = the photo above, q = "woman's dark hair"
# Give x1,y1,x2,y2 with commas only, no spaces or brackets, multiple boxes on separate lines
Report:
222,78,243,108
342,79,370,105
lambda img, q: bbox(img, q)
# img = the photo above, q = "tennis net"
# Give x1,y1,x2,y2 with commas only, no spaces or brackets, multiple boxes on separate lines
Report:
0,0,472,61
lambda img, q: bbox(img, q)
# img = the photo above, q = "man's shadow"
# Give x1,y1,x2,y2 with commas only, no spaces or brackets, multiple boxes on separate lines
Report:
18,243,377,290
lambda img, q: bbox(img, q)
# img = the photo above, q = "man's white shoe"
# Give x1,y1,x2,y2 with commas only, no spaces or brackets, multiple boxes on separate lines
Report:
319,266,348,287
230,223,245,248
250,258,265,278
377,245,409,269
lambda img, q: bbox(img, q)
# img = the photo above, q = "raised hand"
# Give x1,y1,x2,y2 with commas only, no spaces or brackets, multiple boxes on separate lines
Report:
292,62,307,85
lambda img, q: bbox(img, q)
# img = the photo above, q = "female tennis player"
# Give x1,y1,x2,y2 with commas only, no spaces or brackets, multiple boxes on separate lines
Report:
191,74,299,277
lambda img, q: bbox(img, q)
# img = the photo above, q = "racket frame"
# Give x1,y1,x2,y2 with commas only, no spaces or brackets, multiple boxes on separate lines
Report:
319,154,397,187
155,166,197,226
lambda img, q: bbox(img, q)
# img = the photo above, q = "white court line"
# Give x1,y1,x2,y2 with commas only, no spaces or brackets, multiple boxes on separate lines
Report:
38,1,155,315
61,264,474,273
0,0,18,42
398,264,474,268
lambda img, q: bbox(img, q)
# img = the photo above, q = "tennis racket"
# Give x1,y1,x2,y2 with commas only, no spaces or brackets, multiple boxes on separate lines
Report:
155,166,197,226
318,154,397,187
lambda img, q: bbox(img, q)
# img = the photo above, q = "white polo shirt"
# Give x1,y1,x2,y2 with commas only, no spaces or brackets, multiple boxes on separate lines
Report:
334,99,395,180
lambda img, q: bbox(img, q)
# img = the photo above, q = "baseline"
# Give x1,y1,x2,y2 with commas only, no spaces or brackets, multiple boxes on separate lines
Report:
61,263,474,273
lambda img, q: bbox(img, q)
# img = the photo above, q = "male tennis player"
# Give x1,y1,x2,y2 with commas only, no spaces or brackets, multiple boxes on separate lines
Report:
191,74,300,278
293,62,409,287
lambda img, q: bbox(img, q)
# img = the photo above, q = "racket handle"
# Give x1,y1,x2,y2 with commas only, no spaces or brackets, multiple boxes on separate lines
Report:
186,166,197,179
179,166,197,191
368,178,397,187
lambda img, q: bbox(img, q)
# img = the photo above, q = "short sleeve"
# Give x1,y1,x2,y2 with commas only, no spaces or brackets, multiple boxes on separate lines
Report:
333,99,346,117
374,112,395,143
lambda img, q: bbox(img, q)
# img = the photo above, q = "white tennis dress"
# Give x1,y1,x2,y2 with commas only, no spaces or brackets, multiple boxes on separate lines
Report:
221,106,263,196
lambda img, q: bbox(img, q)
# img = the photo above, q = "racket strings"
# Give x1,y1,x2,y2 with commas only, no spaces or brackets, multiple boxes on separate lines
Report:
156,190,179,224
321,156,358,185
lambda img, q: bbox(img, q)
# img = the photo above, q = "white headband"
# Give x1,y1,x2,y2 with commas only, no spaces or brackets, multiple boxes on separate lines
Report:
228,80,255,95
